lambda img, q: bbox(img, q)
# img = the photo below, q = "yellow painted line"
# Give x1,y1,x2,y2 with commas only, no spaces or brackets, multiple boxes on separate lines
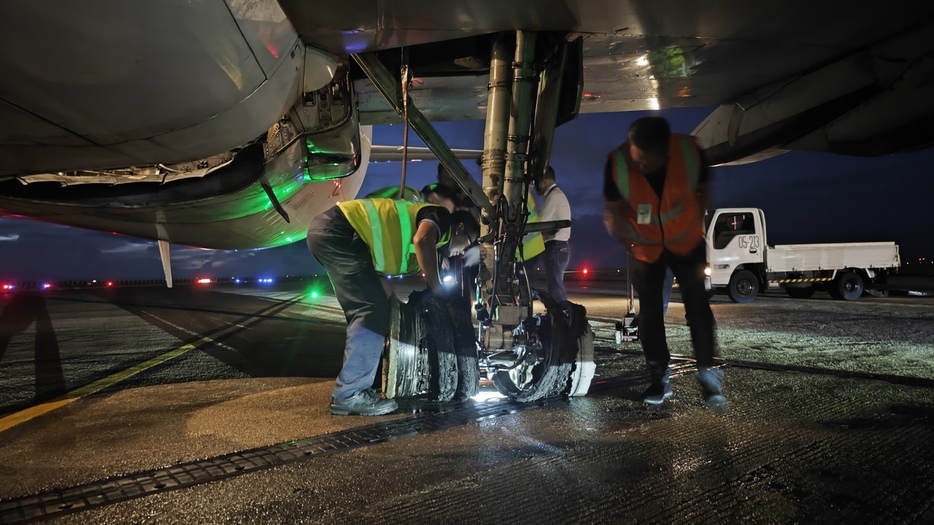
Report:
0,294,307,433
0,337,211,433
770,277,833,284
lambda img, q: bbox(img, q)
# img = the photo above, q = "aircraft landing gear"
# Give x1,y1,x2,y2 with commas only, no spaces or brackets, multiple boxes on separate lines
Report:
472,32,593,402
360,30,594,403
485,291,592,402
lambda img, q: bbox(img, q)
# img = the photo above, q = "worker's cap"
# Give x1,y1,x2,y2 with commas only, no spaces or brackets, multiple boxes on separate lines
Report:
421,182,459,203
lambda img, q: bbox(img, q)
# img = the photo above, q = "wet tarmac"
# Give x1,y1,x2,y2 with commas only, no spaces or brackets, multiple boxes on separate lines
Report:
1,281,933,524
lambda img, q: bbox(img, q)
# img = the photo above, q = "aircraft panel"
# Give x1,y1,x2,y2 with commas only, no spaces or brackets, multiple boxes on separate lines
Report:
0,98,94,146
2,0,934,252
0,0,312,179
225,0,301,77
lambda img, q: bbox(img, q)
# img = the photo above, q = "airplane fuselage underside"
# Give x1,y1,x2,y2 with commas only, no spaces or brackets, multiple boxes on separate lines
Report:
0,135,368,250
3,2,932,402
3,1,934,179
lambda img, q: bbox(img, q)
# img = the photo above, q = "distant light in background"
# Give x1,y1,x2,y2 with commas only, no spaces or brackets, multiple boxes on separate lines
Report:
2,113,933,282
197,278,212,284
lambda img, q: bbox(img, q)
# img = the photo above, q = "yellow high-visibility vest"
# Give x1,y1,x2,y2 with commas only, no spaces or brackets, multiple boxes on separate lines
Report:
338,198,451,275
519,197,545,260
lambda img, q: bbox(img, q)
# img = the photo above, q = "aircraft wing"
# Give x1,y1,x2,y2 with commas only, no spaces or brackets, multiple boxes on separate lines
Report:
282,0,934,164
4,1,934,177
2,0,934,260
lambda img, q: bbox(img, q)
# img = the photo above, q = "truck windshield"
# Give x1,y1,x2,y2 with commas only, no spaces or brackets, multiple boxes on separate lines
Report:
712,212,755,249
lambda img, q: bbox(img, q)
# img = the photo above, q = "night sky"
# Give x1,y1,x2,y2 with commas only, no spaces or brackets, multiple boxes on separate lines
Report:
1,107,933,283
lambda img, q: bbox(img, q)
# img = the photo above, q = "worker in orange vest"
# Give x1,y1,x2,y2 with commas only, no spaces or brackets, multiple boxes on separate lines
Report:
603,116,726,411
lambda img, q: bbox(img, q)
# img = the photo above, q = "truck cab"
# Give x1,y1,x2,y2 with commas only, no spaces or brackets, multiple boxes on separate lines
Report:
706,208,766,296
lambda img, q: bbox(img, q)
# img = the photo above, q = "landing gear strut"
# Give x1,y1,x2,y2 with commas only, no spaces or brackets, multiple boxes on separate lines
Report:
357,31,594,402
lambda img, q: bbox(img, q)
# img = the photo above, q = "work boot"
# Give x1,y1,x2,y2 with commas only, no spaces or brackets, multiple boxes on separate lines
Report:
642,361,673,405
698,366,728,412
329,388,398,416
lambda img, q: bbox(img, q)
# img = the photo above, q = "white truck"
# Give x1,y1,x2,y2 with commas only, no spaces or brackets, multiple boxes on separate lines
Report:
706,208,900,303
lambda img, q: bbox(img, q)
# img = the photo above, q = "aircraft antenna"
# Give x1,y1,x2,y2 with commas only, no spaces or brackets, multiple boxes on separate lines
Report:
399,48,411,199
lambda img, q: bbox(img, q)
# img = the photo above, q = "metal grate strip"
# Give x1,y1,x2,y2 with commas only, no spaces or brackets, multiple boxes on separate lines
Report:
0,376,650,524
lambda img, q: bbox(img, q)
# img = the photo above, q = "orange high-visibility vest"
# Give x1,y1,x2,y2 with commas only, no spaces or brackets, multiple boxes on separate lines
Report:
609,134,705,263
338,199,451,275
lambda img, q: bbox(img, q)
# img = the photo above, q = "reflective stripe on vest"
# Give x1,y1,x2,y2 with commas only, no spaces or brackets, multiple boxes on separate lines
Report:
612,149,660,246
609,134,705,262
613,135,699,204
339,199,449,275
360,200,415,274
679,135,699,190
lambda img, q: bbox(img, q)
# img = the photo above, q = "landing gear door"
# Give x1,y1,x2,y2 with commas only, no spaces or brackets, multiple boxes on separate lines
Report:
527,36,583,185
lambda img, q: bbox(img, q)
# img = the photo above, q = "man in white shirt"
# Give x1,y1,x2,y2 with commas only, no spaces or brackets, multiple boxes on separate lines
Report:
533,166,572,302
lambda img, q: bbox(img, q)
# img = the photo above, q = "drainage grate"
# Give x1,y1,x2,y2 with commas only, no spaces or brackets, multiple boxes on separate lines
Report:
0,379,646,524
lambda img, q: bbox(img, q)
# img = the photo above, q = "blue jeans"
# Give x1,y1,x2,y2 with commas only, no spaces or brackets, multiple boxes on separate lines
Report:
307,207,390,399
543,240,570,302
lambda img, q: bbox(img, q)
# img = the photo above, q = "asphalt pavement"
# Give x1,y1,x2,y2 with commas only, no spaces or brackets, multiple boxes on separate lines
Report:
1,281,932,524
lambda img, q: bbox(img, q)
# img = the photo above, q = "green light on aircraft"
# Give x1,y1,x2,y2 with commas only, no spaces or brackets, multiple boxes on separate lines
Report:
649,45,689,78
302,138,356,182
303,165,346,183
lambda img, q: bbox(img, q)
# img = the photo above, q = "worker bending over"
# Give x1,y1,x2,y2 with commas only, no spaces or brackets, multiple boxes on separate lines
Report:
307,197,478,416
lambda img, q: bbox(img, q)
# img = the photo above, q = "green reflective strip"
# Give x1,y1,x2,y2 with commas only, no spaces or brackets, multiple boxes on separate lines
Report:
680,137,699,190
362,200,386,273
437,228,451,247
663,227,690,244
613,150,630,201
396,201,413,275
658,203,684,224
624,223,660,245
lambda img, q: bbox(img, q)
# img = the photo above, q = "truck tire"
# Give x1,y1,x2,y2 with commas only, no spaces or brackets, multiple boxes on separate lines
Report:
728,270,759,303
830,271,864,301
